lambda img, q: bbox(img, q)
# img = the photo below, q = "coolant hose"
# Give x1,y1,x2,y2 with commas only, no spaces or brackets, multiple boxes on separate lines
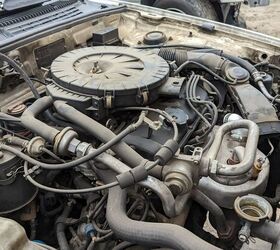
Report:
218,52,256,74
191,187,228,235
212,52,280,103
159,48,280,103
106,186,220,250
53,101,163,177
21,96,60,143
251,220,280,250
204,51,280,103
56,202,73,250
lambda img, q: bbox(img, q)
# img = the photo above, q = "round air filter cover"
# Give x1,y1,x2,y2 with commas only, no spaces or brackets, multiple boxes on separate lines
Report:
51,46,169,107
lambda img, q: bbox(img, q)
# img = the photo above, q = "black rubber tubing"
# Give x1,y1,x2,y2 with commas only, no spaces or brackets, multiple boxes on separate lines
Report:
106,185,220,250
0,52,41,99
191,187,228,235
56,202,73,250
123,135,161,156
158,48,237,75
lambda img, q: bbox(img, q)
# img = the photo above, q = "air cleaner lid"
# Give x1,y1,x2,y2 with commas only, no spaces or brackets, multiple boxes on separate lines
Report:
51,46,170,97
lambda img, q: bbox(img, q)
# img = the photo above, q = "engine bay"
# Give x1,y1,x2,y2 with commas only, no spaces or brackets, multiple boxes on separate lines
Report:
1,9,280,250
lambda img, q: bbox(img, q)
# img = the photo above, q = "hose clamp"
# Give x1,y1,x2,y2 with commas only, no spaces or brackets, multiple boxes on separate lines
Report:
54,127,78,156
210,160,218,175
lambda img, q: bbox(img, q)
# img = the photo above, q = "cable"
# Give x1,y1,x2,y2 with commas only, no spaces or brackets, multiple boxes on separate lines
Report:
185,73,211,126
267,64,280,72
179,108,206,149
0,125,29,140
185,74,218,145
145,159,160,171
94,231,114,243
200,76,223,108
92,220,111,235
41,148,65,163
0,52,41,99
191,75,218,127
0,52,88,131
0,112,146,170
30,77,47,85
173,60,233,85
257,80,280,104
114,107,179,142
202,132,215,153
113,241,135,250
254,61,280,72
86,240,95,250
23,161,118,194
88,193,108,220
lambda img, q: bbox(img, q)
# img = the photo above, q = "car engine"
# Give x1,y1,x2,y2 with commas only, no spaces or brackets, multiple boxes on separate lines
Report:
0,27,280,250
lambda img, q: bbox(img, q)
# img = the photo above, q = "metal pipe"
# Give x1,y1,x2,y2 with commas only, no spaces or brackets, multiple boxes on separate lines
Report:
210,146,253,186
202,120,259,176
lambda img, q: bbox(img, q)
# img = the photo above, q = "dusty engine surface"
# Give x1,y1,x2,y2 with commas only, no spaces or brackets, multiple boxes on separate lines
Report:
48,47,170,119
0,40,280,250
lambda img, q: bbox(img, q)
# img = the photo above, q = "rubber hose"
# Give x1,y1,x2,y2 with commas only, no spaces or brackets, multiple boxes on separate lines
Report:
158,48,236,75
21,96,60,143
56,202,73,250
123,135,161,156
54,101,146,168
106,186,220,250
214,52,257,75
191,187,228,235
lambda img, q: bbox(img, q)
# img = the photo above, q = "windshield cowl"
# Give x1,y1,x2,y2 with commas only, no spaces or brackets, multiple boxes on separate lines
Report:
3,0,49,11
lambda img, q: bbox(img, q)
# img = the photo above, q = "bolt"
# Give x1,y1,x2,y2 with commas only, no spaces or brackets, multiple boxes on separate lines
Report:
239,234,247,242
238,222,251,243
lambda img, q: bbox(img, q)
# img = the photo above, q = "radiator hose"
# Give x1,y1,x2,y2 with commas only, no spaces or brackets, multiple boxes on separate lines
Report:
106,186,220,250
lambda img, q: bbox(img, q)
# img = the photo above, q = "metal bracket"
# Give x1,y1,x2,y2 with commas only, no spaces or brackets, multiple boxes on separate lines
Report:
137,87,149,105
245,0,270,7
192,147,203,164
143,117,162,131
23,165,40,178
104,90,115,109
174,147,203,164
